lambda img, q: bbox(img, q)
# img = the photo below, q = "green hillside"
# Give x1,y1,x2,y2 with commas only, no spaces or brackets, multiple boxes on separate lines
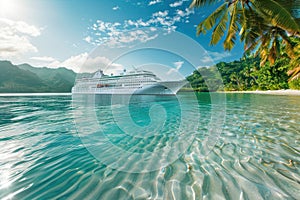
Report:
18,63,76,92
0,61,76,93
186,56,300,92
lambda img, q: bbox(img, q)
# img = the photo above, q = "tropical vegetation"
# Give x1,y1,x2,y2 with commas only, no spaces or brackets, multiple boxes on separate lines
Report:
190,0,300,81
186,55,300,91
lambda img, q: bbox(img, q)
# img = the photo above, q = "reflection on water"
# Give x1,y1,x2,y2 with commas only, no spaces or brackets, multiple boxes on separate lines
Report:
0,93,299,199
72,93,199,173
73,94,179,106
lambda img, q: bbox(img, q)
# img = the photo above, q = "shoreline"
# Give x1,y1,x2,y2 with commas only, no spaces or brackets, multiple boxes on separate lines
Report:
218,89,300,96
0,90,300,96
0,93,72,96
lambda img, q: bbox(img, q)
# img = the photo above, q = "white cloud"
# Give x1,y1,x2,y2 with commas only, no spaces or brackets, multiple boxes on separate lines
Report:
88,19,160,47
0,18,41,58
169,0,189,8
176,8,194,17
208,51,231,60
201,56,213,63
174,61,184,70
148,0,161,6
86,7,195,47
30,56,56,62
170,1,183,7
149,27,157,31
112,6,120,10
136,19,151,27
201,51,231,63
0,35,37,58
94,21,121,32
167,61,184,75
84,36,92,43
0,18,41,37
105,29,159,47
39,53,124,74
152,10,168,17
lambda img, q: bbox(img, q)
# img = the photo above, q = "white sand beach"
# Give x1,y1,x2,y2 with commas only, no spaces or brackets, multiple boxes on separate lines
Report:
222,89,300,96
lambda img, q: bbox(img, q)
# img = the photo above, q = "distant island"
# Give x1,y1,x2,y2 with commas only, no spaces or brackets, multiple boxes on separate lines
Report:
1,57,300,93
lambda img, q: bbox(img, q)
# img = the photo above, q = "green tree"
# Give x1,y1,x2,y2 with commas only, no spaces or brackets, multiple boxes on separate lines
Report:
286,37,300,81
191,0,300,80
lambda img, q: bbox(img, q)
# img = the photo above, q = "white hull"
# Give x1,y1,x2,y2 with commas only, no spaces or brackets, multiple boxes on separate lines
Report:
72,80,186,95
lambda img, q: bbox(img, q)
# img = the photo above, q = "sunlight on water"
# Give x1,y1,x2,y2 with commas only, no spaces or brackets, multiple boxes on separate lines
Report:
0,93,299,199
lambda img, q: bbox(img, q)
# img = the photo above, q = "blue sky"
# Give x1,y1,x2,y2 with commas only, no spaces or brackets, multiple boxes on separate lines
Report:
0,0,244,75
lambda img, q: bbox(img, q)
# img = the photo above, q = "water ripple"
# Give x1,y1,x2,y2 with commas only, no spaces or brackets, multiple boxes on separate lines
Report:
0,93,299,199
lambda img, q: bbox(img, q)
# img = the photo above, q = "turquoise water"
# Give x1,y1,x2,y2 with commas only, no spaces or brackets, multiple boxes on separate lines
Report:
0,93,299,199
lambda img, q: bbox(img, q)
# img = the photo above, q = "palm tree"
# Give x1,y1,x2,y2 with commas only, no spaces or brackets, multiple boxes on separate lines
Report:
287,37,300,81
230,72,243,89
190,0,300,80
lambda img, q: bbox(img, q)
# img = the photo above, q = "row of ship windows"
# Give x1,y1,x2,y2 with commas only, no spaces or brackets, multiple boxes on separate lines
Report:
77,84,142,88
93,83,143,88
77,81,155,86
77,86,142,90
79,77,156,83
100,79,155,83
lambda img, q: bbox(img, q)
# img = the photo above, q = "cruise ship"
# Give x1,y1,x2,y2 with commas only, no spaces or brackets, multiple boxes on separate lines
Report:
72,69,186,95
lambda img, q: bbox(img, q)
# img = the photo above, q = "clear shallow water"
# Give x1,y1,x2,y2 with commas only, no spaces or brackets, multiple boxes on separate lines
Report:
0,93,299,199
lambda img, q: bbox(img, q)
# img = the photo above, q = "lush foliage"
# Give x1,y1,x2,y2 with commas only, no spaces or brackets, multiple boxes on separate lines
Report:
186,56,300,91
191,0,300,80
186,66,223,91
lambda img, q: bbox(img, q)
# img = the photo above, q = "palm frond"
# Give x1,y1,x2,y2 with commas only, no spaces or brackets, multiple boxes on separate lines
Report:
211,9,228,45
241,9,266,51
287,38,300,80
239,3,248,41
276,0,300,30
278,30,295,58
224,2,239,50
196,3,228,35
288,65,300,81
190,0,220,8
251,0,300,34
268,37,279,65
245,37,260,52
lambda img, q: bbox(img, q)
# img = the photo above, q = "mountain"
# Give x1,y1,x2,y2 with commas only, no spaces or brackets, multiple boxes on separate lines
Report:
0,60,76,92
18,63,76,92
